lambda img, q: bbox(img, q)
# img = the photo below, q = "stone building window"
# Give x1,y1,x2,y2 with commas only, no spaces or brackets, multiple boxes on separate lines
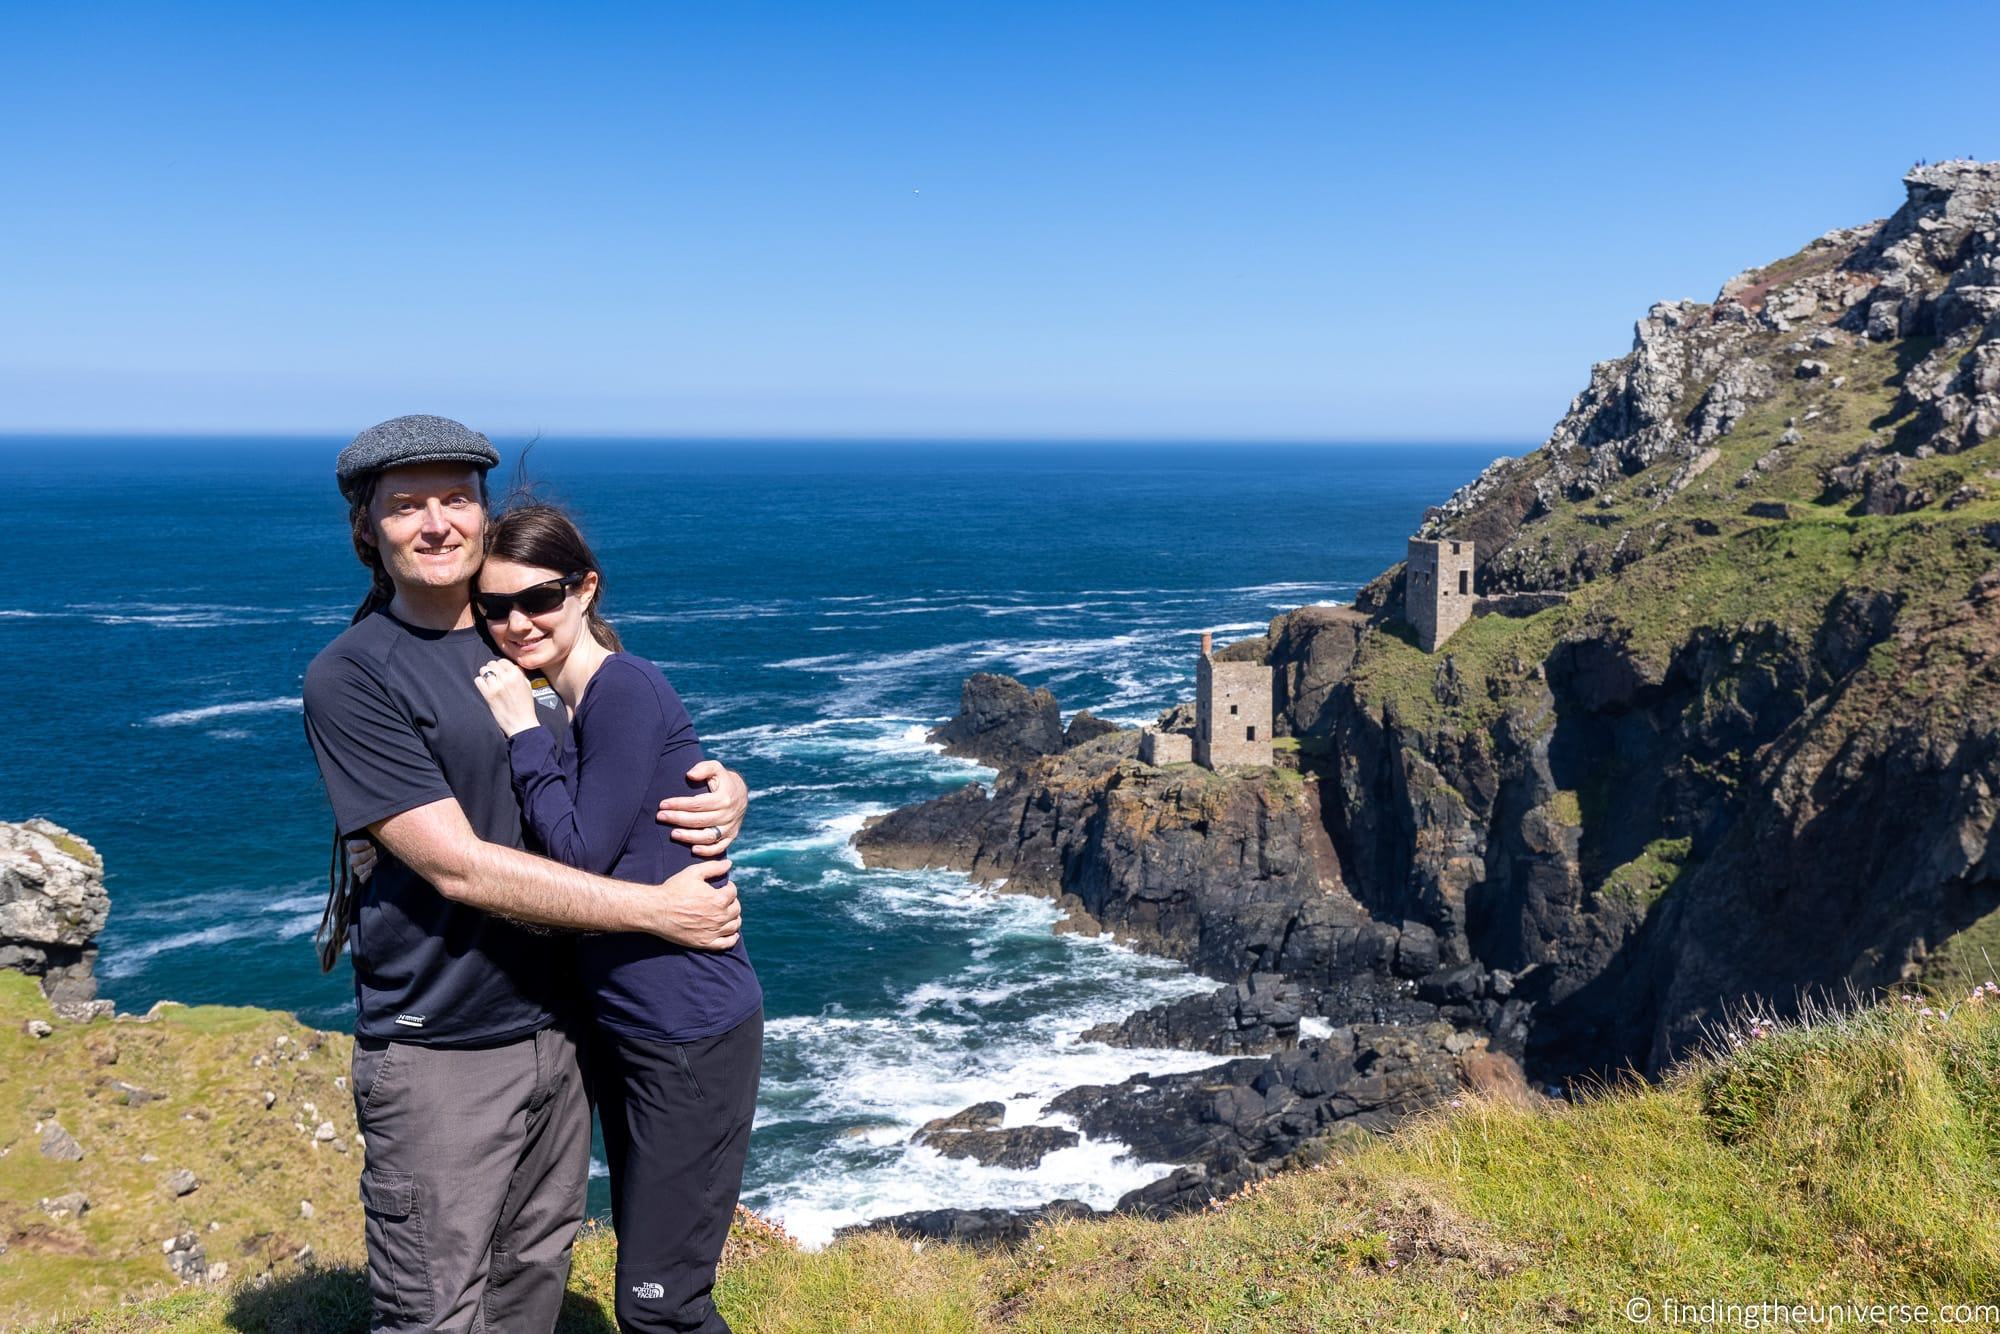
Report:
1458,570,1468,595
1229,704,1239,715
1246,726,1256,741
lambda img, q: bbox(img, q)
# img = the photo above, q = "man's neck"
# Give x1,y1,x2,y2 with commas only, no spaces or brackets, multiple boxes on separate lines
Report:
386,582,475,632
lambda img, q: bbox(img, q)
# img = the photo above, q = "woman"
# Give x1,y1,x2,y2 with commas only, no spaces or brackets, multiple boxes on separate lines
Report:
471,503,763,1334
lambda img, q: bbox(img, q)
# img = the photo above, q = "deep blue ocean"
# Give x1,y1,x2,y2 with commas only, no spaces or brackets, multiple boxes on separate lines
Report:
0,438,1501,1243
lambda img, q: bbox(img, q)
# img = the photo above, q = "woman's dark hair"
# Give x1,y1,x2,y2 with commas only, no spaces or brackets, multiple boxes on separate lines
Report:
482,503,625,654
319,468,493,972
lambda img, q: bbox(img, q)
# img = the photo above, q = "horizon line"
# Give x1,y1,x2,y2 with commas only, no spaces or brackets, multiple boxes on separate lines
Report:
0,429,1534,449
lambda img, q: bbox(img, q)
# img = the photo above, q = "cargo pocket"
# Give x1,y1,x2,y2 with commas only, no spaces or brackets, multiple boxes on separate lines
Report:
359,1167,432,1326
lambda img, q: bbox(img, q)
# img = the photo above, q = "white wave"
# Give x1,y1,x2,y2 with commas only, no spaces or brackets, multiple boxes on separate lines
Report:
753,1133,1190,1249
739,807,889,861
1300,1017,1335,1040
708,716,991,780
1225,581,1350,597
751,942,1218,1248
99,888,325,977
146,697,302,727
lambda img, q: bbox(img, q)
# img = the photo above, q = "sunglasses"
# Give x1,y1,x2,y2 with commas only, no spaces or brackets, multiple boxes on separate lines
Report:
474,572,585,623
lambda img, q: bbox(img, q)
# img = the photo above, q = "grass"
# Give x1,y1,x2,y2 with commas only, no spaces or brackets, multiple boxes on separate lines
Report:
28,980,2000,1331
1599,837,1694,909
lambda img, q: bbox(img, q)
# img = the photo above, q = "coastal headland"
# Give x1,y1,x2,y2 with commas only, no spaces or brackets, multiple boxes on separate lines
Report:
851,159,2000,1239
6,159,2000,1324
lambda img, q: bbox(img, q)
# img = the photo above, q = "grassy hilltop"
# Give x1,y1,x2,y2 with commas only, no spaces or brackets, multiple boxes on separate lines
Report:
19,971,2000,1331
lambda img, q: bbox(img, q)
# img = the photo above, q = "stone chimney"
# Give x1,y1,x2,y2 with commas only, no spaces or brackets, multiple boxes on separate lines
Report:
1201,629,1213,656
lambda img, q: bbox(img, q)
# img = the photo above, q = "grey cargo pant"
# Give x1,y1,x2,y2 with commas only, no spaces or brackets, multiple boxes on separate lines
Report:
350,1025,591,1333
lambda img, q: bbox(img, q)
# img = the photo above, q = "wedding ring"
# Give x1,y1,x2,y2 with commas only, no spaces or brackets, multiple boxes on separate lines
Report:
707,825,721,843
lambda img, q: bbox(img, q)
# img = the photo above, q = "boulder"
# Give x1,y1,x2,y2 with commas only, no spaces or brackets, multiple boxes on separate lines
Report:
0,819,110,1005
1062,710,1122,749
928,674,1065,769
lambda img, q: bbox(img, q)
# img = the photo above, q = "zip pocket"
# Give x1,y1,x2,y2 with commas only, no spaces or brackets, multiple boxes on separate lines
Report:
673,1045,705,1101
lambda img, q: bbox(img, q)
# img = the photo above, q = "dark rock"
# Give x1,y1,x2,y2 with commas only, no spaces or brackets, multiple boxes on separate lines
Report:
1046,1024,1462,1215
1063,711,1122,749
844,1199,1095,1248
917,1101,1004,1135
915,1124,1080,1169
1082,974,1306,1055
929,674,1064,769
1267,605,1371,736
1746,501,1793,520
1417,964,1486,1004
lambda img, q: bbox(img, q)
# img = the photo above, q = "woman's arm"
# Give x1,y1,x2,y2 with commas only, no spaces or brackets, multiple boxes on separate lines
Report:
510,659,691,876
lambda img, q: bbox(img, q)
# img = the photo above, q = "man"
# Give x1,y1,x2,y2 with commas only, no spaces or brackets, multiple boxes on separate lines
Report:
302,414,750,1333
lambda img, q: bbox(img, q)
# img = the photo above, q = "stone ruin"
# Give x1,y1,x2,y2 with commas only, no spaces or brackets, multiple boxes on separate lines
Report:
1405,536,1476,652
1195,630,1274,769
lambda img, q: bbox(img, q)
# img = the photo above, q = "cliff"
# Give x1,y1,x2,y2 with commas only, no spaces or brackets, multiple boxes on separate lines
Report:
854,161,2000,1221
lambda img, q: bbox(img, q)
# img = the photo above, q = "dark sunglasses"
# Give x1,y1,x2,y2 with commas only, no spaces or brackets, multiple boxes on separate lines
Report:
474,572,584,622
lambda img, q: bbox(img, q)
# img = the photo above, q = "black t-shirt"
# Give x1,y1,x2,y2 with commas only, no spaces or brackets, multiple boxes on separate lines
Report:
302,609,571,1046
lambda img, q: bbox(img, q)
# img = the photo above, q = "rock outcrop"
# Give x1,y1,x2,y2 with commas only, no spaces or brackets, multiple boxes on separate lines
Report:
2,819,111,1013
858,162,2000,1237
928,672,1066,768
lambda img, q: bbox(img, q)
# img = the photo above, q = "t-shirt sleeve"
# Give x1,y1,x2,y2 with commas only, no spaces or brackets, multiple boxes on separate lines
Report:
507,659,705,877
302,652,454,837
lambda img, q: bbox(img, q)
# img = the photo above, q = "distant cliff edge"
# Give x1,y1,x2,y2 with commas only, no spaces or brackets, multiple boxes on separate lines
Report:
854,160,2000,1238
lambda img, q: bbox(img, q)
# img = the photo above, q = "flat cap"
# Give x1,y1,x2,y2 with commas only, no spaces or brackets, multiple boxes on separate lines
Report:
337,414,500,502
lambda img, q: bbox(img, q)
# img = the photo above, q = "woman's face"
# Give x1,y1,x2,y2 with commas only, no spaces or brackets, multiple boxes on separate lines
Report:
477,558,598,673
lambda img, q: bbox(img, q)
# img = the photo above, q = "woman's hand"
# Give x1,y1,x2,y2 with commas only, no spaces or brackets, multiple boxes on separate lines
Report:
474,658,541,737
346,837,377,882
658,760,749,856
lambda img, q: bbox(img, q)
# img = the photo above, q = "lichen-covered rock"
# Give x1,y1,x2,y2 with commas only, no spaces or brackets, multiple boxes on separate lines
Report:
1,819,110,1005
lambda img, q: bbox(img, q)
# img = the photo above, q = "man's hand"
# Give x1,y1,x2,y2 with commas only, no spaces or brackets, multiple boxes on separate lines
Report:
346,837,377,882
647,859,740,950
658,760,749,856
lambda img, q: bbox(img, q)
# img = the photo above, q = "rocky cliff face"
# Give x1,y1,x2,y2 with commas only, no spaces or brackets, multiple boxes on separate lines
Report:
860,162,2000,1141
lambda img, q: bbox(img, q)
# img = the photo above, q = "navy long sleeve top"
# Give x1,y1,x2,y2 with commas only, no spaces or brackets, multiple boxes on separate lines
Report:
505,652,761,1043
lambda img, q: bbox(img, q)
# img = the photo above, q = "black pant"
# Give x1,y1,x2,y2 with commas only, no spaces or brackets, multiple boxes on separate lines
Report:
592,1010,763,1334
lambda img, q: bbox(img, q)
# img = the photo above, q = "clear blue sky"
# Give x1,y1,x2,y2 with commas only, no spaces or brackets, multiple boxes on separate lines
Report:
4,2,1995,441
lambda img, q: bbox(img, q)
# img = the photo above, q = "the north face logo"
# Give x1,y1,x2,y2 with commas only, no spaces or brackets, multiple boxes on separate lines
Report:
631,1282,665,1300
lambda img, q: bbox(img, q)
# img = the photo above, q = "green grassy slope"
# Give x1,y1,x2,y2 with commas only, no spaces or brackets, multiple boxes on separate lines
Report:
34,977,2000,1332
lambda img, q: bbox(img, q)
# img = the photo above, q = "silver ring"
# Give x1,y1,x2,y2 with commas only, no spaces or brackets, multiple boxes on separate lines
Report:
707,825,721,843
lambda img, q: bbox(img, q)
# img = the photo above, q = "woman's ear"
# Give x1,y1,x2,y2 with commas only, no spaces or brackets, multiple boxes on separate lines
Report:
577,570,601,614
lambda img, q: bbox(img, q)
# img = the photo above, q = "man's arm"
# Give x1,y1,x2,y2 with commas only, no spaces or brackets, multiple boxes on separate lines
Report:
375,797,741,948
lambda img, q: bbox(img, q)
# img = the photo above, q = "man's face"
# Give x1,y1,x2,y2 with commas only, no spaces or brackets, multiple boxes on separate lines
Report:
365,463,486,595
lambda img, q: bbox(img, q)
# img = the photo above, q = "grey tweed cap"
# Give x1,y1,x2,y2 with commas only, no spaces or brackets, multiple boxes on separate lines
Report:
336,414,500,502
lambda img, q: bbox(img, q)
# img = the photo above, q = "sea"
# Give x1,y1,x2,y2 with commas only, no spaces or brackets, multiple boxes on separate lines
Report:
0,437,1502,1245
